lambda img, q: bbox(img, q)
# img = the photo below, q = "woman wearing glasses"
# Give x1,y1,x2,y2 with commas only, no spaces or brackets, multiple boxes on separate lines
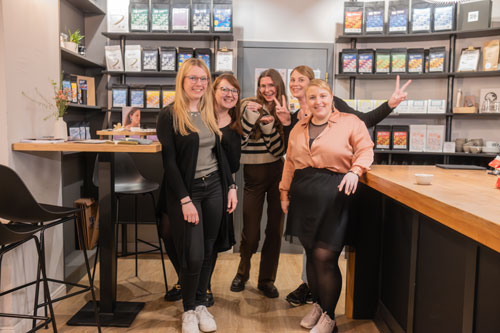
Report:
156,58,237,333
230,69,287,298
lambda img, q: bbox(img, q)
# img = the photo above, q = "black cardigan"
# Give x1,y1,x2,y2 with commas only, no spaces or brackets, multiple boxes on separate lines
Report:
220,124,242,174
284,96,394,149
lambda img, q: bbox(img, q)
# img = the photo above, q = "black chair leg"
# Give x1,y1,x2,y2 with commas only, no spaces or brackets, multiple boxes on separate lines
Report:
75,216,102,332
91,244,98,285
34,236,58,333
135,195,139,277
33,228,49,330
149,192,168,293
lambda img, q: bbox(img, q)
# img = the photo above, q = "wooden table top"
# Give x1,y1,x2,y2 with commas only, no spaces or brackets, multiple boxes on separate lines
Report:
363,165,500,253
96,129,156,136
12,141,162,153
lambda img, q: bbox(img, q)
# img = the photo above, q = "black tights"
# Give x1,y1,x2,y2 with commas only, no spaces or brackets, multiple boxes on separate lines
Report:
305,247,342,319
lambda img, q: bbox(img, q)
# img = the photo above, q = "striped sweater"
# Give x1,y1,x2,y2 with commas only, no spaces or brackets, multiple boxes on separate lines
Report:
240,99,285,164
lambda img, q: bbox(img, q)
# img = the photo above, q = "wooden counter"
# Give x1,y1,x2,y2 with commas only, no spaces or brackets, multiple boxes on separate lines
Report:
362,165,500,253
12,141,161,153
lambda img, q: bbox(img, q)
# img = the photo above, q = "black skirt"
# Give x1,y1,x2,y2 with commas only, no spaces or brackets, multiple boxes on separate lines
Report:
285,167,351,251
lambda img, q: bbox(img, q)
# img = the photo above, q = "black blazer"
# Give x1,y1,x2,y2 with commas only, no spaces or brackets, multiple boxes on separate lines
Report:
220,124,241,174
156,105,235,251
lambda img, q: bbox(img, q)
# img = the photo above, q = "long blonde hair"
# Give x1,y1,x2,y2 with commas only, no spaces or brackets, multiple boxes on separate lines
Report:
173,58,221,137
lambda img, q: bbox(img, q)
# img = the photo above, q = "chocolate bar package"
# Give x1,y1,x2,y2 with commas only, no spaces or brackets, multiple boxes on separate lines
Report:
129,86,145,108
343,1,363,34
192,0,211,32
392,125,409,150
129,0,149,32
341,49,358,73
162,86,176,108
364,1,385,34
142,48,159,71
358,49,374,74
375,49,391,73
411,0,432,33
195,48,212,70
160,46,177,72
388,0,409,34
428,47,446,72
374,125,392,150
151,0,170,32
112,85,128,108
178,47,194,69
391,48,407,73
213,0,232,33
146,86,161,109
433,3,456,32
407,48,425,74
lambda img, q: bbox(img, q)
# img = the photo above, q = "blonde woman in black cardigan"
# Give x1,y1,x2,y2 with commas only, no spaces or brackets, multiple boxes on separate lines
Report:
156,58,237,333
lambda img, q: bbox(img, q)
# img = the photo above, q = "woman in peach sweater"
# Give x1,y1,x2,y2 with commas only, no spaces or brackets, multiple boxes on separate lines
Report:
280,79,373,333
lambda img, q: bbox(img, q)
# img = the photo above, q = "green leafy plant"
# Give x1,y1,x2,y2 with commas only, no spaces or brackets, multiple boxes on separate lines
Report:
68,29,84,45
22,73,70,120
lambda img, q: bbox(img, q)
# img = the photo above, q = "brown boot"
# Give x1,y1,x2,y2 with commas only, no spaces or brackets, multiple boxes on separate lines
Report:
310,312,337,333
300,303,322,329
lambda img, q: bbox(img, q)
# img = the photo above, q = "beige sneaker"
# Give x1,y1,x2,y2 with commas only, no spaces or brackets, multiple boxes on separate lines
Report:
300,303,323,329
195,305,217,332
310,312,337,333
182,310,199,333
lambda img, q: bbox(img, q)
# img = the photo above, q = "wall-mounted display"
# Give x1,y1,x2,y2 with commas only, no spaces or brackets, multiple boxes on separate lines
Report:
172,0,190,32
160,47,177,72
428,47,446,72
343,1,363,34
213,0,233,32
178,47,194,68
364,1,385,34
192,0,211,32
388,0,409,34
112,85,129,108
105,45,124,72
151,0,170,32
125,45,142,72
458,0,492,31
432,3,455,32
215,48,233,72
457,47,481,72
482,40,499,71
411,0,431,33
391,48,407,73
130,86,145,108
358,49,374,73
375,49,391,73
407,48,424,73
142,48,159,71
195,48,212,70
146,86,161,108
130,0,150,32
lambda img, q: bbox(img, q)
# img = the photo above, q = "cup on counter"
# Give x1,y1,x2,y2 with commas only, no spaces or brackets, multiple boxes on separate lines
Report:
415,173,433,185
455,138,466,152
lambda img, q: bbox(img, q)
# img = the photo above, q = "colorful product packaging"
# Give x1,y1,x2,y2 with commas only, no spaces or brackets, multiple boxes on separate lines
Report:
429,47,446,73
374,125,392,150
341,49,358,73
388,0,409,34
411,0,432,33
160,46,177,72
129,86,145,108
151,0,170,32
146,86,161,109
129,0,149,32
195,48,212,70
192,0,211,32
343,1,363,34
407,48,425,73
432,4,455,32
112,85,129,108
162,86,176,108
392,125,409,150
391,48,407,73
142,48,159,71
358,49,374,74
375,49,391,73
178,47,194,68
171,0,190,32
213,0,232,32
364,1,385,34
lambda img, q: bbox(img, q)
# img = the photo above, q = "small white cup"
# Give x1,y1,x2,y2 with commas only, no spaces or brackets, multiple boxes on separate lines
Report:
485,141,499,148
415,173,433,185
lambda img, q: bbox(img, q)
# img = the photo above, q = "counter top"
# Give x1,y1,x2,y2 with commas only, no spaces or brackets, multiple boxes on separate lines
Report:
12,141,162,153
363,165,500,253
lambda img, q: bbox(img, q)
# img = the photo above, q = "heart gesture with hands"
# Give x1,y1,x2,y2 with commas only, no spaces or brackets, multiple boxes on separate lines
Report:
388,75,412,109
274,95,291,126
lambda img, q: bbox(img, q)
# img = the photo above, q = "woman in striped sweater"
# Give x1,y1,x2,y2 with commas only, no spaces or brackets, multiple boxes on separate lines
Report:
230,69,288,298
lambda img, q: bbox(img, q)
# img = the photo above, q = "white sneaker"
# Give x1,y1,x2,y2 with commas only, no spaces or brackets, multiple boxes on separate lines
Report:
182,310,199,333
195,305,217,332
300,303,323,329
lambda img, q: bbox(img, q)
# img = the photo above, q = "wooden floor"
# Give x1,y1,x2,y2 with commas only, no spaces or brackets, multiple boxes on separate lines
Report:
41,253,380,332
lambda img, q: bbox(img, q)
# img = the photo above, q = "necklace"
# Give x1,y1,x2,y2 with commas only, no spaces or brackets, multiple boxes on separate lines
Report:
310,120,328,126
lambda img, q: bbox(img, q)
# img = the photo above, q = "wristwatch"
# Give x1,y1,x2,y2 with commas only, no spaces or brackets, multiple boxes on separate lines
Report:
349,169,362,178
229,184,238,190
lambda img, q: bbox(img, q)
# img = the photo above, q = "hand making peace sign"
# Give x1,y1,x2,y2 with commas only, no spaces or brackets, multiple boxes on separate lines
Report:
388,75,412,109
274,95,291,126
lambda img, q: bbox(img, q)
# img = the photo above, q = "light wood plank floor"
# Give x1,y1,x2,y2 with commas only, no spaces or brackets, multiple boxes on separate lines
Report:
41,253,380,332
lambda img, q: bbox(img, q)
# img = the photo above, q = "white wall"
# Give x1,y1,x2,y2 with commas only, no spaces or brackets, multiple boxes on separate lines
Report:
234,0,500,142
0,0,64,331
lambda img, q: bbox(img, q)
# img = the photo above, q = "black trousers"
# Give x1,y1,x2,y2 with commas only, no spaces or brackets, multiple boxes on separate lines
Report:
173,172,223,311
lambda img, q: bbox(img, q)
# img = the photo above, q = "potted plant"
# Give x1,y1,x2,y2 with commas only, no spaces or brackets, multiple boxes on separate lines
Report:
65,29,84,53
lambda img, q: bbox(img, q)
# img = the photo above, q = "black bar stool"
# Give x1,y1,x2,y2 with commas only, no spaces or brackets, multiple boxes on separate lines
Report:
0,164,101,331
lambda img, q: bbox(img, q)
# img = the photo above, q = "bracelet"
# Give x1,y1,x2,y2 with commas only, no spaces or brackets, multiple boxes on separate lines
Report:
229,184,238,190
348,170,360,178
181,200,192,205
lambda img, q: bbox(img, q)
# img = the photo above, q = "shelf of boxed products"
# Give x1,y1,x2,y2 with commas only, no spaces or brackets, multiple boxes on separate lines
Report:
452,70,500,78
336,73,449,80
65,0,105,16
68,103,102,111
374,150,498,158
105,108,162,113
387,113,452,118
336,27,500,44
452,113,500,118
102,70,229,77
61,47,105,68
102,32,234,42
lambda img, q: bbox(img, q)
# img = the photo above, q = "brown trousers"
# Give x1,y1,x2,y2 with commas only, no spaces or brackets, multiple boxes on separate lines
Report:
237,159,285,286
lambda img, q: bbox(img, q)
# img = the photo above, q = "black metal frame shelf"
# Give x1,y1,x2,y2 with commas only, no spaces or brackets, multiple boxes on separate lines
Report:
336,27,500,43
452,113,500,118
68,103,102,110
65,0,105,16
336,73,449,80
102,32,234,42
105,108,161,113
61,47,105,68
102,71,228,77
387,113,451,118
452,71,500,78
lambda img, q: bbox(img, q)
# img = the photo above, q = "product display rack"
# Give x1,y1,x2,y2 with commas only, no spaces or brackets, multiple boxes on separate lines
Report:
102,32,234,42
336,26,500,166
102,70,230,77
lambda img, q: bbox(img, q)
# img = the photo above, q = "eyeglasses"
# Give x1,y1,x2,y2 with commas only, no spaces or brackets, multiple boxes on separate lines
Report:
218,86,239,95
186,76,209,83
